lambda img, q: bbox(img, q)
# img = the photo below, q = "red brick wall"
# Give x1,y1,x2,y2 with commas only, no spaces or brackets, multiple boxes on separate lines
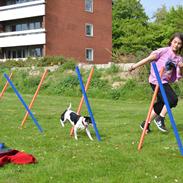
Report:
45,0,112,64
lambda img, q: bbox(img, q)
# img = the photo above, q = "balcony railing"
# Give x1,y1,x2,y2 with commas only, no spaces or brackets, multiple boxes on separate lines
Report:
0,0,45,21
0,28,46,47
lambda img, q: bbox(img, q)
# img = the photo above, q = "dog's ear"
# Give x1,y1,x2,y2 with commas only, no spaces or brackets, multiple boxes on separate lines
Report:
61,110,67,121
84,116,92,123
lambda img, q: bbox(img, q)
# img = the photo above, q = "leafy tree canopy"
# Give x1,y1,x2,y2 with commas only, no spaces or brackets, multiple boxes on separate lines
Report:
112,0,183,58
112,0,149,54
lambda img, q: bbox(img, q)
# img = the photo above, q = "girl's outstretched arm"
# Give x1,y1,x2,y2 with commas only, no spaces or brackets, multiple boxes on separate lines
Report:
129,53,157,72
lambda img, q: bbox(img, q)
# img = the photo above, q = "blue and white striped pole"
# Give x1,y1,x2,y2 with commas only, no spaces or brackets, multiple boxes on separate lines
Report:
4,73,43,133
76,66,101,141
152,62,183,155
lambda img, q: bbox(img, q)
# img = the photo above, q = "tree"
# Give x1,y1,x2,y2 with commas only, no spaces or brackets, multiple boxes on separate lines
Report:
150,5,183,48
112,0,149,54
165,6,183,33
112,1,183,59
153,5,168,24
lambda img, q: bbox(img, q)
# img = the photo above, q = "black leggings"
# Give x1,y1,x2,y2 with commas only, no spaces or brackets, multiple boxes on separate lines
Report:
150,83,178,115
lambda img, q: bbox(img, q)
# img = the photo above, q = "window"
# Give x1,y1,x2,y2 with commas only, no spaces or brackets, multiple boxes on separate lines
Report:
29,22,35,30
7,50,11,58
22,23,28,31
12,25,16,31
12,50,16,58
22,49,26,58
17,49,22,58
6,0,14,5
85,0,93,12
6,0,37,5
35,48,42,57
16,24,22,31
4,46,43,59
85,24,93,37
85,48,93,61
35,22,41,29
29,47,42,57
4,18,42,32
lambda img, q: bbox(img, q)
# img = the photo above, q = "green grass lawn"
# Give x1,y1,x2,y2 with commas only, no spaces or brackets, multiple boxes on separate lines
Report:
1,93,183,183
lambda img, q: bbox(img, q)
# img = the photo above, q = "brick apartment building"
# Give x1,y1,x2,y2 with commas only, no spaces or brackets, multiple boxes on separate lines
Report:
0,0,112,64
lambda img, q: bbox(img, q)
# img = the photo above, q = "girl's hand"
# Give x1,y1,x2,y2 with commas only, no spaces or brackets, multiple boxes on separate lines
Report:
128,65,135,72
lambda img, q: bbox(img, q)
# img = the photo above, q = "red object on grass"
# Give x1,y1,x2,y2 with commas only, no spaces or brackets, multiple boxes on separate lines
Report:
0,149,36,167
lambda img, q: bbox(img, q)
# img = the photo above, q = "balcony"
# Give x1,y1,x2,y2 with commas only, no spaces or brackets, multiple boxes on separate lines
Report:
0,28,46,47
0,0,45,21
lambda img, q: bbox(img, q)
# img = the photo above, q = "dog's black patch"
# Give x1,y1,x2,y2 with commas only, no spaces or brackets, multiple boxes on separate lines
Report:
61,110,67,121
70,112,81,125
84,116,92,124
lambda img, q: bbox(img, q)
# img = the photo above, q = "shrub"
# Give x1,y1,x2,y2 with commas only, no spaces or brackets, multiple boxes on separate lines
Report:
109,89,121,100
119,79,152,100
106,64,119,74
4,57,181,101
60,58,76,71
0,56,78,68
38,56,67,66
58,75,79,88
90,77,109,89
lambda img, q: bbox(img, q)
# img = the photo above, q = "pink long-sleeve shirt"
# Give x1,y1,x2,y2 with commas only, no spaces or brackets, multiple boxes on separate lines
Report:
149,47,183,85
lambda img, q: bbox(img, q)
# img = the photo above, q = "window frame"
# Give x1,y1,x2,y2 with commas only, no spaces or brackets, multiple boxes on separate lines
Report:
85,48,94,61
85,23,93,37
85,0,93,13
4,46,43,59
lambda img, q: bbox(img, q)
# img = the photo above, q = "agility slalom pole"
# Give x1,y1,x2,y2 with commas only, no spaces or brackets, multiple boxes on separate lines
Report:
70,67,94,136
21,69,48,128
4,73,43,133
0,72,13,99
77,67,94,114
76,66,101,141
138,68,164,151
152,62,183,155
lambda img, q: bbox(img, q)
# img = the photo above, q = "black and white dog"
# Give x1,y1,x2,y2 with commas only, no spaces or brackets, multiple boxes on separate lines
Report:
60,104,93,140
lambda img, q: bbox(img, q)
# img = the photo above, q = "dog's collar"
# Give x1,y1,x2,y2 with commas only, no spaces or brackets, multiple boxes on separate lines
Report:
82,119,88,128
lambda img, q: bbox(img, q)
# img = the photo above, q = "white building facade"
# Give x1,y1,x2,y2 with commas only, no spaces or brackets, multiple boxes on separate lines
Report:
0,0,46,59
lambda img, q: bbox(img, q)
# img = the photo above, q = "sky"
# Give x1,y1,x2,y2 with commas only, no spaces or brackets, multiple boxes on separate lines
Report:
140,0,183,20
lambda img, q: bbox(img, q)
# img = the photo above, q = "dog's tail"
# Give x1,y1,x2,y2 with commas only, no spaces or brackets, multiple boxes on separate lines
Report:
68,103,72,110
